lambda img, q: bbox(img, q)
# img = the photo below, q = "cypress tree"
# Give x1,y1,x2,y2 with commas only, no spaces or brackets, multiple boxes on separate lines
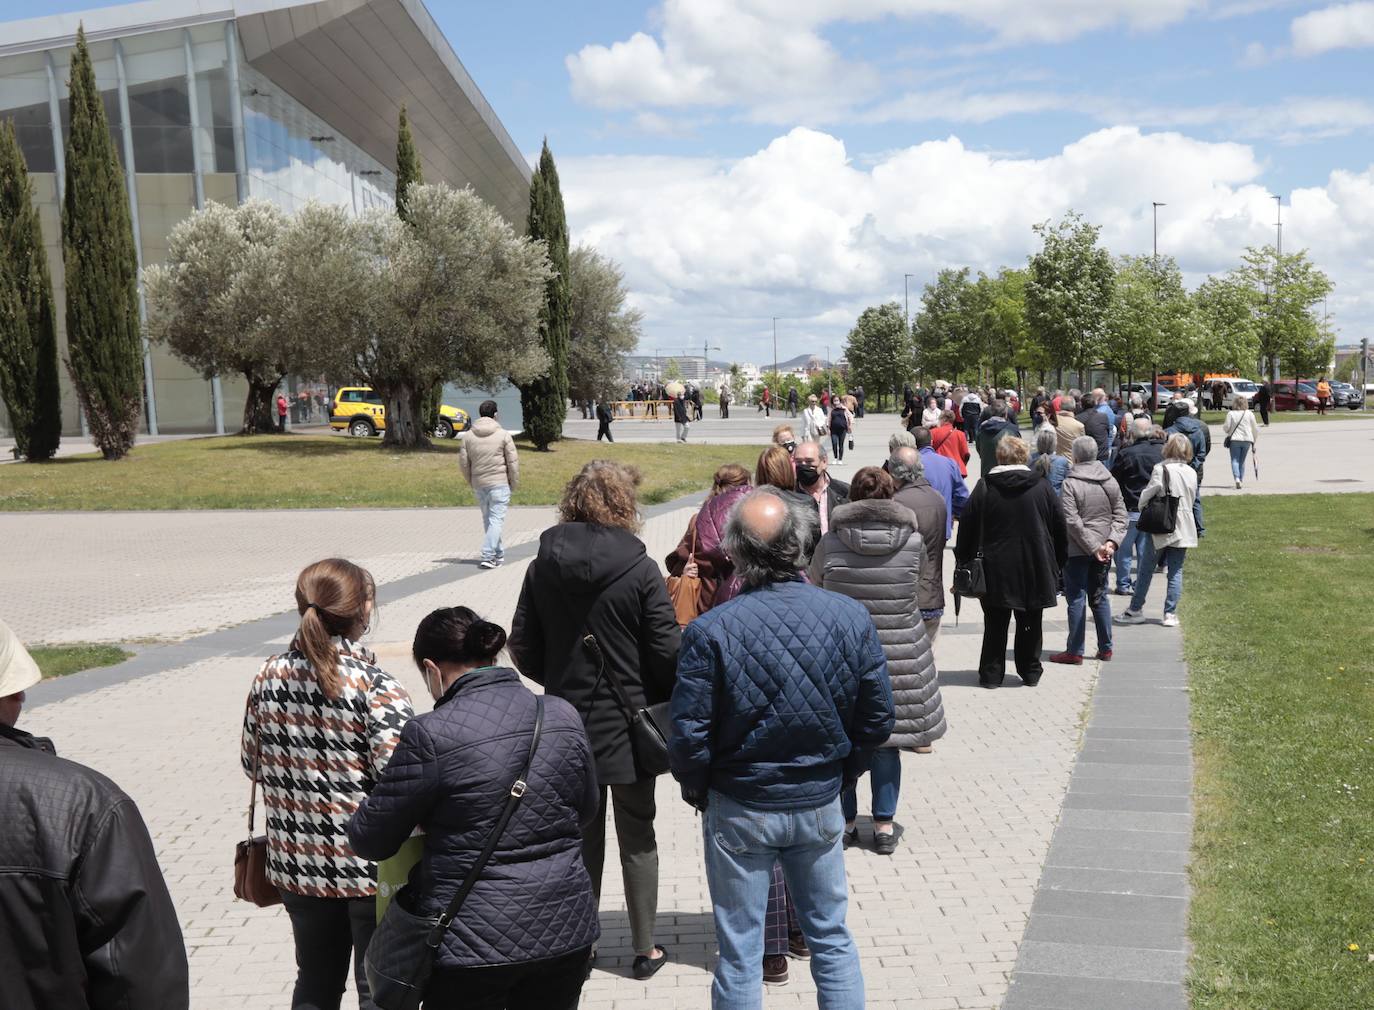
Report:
394,105,442,431
0,119,61,460
519,140,570,450
62,27,144,460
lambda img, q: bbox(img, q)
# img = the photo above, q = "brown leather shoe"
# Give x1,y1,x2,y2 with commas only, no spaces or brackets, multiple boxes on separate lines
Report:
763,954,790,986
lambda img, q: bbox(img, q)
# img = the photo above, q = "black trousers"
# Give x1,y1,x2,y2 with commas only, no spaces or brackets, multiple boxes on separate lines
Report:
1258,401,1270,425
280,891,376,1010
721,404,729,418
596,421,614,442
425,947,591,1009
978,602,1044,686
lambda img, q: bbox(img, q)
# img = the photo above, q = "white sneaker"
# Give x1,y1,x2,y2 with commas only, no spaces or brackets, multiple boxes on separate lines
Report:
1115,610,1144,624
479,559,498,570
1235,479,1242,489
1162,613,1180,628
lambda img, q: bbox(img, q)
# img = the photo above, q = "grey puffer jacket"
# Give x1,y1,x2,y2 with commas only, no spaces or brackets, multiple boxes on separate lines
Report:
809,499,946,749
1062,460,1129,558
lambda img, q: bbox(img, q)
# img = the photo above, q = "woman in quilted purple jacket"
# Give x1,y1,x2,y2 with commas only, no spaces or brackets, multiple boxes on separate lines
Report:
665,463,751,610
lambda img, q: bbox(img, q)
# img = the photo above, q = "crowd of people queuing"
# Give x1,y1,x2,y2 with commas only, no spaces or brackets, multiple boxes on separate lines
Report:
1,376,1245,1010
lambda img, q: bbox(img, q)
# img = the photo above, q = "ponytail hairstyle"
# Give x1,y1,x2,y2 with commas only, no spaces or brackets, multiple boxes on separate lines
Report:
412,607,508,671
294,558,376,699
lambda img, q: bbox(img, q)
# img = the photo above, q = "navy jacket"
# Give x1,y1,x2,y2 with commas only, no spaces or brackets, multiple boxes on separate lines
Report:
668,579,895,810
1076,407,1111,461
348,668,599,968
1166,415,1210,474
1111,438,1165,511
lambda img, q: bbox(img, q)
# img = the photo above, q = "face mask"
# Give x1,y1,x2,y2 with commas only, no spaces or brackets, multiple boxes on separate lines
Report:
796,462,821,487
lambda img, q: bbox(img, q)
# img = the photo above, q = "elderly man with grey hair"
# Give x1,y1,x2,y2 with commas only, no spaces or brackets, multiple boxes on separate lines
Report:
669,488,894,1009
890,446,952,644
792,438,850,535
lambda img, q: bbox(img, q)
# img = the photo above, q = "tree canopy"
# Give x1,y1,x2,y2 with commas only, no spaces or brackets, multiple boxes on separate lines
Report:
1025,211,1115,386
844,301,912,407
567,244,641,402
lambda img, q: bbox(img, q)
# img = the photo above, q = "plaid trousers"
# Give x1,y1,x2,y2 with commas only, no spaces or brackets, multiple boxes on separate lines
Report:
764,860,801,955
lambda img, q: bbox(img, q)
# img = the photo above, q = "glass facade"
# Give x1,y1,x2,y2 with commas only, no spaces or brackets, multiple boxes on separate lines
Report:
0,19,399,439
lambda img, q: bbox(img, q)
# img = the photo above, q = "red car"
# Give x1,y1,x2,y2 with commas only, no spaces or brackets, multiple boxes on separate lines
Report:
1271,380,1321,411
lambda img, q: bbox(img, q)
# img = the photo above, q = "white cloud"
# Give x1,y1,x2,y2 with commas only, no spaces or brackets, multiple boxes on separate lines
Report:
567,0,1203,121
561,126,1374,364
1291,1,1374,55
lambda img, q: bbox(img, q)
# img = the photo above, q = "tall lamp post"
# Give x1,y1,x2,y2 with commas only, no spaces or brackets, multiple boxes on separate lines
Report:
904,273,916,392
1149,201,1166,408
772,316,779,379
1272,194,1283,385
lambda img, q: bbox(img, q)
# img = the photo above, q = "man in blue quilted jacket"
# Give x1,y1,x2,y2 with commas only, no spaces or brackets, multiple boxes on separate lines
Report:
669,488,894,1010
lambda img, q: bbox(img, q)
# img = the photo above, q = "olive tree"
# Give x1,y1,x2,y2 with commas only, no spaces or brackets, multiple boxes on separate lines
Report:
567,244,641,403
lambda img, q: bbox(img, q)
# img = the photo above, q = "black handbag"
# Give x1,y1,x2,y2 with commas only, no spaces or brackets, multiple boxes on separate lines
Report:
583,634,671,778
1136,464,1180,535
364,698,544,1010
952,486,987,598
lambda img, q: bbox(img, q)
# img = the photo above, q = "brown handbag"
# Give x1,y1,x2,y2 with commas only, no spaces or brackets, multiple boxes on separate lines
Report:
234,722,282,907
664,522,705,628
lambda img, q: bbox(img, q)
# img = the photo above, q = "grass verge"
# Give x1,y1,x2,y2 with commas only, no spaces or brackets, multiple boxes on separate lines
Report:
0,435,769,511
1184,493,1374,1009
28,643,132,679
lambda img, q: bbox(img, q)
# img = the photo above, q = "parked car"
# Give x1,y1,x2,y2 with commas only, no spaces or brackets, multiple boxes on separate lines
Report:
1199,378,1261,411
1271,380,1322,412
330,386,471,438
1329,380,1361,409
1119,382,1174,410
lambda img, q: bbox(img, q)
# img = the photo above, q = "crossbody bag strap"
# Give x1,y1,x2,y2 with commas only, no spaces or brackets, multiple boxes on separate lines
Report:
427,696,544,948
247,710,262,835
581,634,637,724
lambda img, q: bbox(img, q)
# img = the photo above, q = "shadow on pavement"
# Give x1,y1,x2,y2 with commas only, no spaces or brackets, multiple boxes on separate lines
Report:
592,909,717,979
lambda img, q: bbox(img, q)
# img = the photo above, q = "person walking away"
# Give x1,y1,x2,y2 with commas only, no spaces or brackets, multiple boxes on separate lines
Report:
761,386,771,416
960,389,983,443
241,559,414,1010
1253,381,1271,426
1116,434,1199,628
975,400,1020,477
855,384,865,418
1223,395,1259,489
801,394,826,442
719,384,731,419
1050,437,1128,665
793,440,850,535
1054,400,1085,457
787,385,799,417
673,393,691,442
828,398,852,461
509,462,680,980
348,609,600,1009
670,489,895,1009
930,409,971,477
955,437,1068,688
889,447,951,643
911,426,969,533
1076,393,1111,462
1030,426,1071,495
809,467,944,852
1110,418,1165,596
0,619,190,1010
595,398,615,442
277,391,289,432
459,399,519,570
693,385,704,421
1164,402,1208,538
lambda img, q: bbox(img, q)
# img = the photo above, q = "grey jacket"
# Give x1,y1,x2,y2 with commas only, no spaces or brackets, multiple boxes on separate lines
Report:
893,479,948,614
809,499,946,749
1061,460,1129,558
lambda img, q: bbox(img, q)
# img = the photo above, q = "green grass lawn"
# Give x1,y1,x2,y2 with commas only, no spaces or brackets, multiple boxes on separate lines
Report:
28,643,131,679
0,434,769,511
1184,494,1374,1009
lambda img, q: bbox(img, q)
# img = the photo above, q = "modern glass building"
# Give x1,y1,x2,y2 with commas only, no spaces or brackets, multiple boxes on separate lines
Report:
0,0,531,437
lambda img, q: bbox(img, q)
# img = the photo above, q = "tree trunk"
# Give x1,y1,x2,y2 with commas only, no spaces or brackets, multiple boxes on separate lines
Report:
241,375,279,434
381,380,432,450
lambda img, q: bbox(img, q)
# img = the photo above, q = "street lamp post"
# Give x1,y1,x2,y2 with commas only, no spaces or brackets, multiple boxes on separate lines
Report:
1273,194,1283,384
772,317,778,379
1149,201,1166,406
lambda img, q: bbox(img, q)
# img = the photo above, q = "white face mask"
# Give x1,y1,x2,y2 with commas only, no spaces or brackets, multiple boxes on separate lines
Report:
420,659,443,702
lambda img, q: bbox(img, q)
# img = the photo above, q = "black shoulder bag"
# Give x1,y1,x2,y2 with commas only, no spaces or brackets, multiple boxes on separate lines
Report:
583,634,672,778
1136,464,1179,535
364,697,544,1010
951,486,987,598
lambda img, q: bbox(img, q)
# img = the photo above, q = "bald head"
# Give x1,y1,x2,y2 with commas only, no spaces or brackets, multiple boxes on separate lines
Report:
737,489,787,542
888,445,924,486
724,488,816,588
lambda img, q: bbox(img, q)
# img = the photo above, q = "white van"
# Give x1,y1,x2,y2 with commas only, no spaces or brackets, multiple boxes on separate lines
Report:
1200,378,1261,410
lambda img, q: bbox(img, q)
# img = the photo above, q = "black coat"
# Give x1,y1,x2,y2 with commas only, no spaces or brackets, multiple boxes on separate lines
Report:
954,466,1068,612
1076,406,1111,460
672,396,690,423
0,727,190,1010
1111,438,1165,511
348,668,600,968
511,523,681,784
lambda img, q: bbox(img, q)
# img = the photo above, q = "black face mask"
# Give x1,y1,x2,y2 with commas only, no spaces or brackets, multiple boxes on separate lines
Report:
795,462,821,487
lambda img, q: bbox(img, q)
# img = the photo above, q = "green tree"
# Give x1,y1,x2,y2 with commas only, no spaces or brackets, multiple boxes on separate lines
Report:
727,363,750,406
843,301,912,410
1025,211,1115,388
0,119,61,460
519,140,571,450
1237,245,1334,381
1101,255,1198,383
62,27,144,460
395,104,423,224
567,244,641,402
1189,274,1261,377
662,357,684,382
913,268,976,381
967,268,1042,388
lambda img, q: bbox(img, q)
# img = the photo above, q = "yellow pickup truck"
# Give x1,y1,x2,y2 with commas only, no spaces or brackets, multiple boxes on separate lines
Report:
330,386,471,439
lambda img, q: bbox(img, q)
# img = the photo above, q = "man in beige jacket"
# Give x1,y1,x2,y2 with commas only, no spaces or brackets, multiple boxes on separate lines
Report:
459,400,519,569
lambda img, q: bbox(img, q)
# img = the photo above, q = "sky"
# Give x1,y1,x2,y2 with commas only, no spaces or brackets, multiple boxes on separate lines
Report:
19,0,1374,367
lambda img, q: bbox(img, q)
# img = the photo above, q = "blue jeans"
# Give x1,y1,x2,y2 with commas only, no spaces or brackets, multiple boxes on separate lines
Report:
1064,555,1112,655
1128,541,1187,616
840,748,900,823
703,791,863,1010
474,485,510,563
1230,440,1251,481
1115,513,1146,592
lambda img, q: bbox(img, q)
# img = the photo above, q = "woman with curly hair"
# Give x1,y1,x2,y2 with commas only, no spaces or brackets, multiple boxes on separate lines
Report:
510,461,681,981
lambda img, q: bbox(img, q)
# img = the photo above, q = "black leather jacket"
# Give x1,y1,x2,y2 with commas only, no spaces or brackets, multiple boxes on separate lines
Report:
0,726,189,1010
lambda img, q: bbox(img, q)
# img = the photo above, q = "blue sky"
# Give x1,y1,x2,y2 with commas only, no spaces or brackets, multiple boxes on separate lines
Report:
20,0,1374,366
